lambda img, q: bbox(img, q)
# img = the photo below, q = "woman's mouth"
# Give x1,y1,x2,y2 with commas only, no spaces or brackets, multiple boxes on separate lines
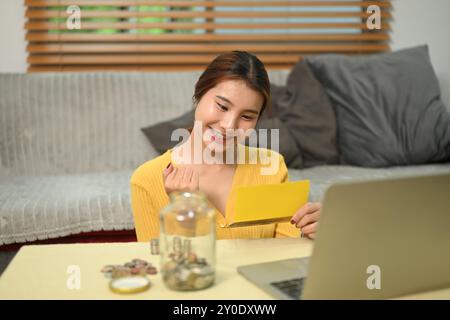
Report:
209,127,233,144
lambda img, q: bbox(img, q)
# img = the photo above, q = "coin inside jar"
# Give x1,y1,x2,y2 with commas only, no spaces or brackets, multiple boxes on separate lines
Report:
162,252,214,291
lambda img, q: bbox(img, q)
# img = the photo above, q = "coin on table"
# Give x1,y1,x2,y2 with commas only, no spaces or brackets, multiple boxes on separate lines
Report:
146,266,158,275
111,266,131,278
130,267,141,275
187,252,198,263
101,265,115,273
132,259,148,266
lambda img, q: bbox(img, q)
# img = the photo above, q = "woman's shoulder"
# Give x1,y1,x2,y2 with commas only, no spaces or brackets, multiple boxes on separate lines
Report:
130,150,171,188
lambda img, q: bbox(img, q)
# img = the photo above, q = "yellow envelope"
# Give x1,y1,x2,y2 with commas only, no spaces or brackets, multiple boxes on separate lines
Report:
225,180,310,227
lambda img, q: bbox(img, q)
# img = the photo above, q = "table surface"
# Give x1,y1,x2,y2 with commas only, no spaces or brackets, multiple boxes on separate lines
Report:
0,238,449,300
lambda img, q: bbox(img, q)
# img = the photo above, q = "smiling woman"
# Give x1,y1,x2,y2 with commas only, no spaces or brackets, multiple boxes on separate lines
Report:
130,51,321,242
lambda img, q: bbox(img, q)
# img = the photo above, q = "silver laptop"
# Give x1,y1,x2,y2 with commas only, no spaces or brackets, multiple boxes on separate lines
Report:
238,173,450,299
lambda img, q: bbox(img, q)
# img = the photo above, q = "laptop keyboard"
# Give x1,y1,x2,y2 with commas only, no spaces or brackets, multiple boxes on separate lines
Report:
270,277,306,299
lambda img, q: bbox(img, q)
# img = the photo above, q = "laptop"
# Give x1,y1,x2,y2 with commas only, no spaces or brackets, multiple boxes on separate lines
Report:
237,173,450,299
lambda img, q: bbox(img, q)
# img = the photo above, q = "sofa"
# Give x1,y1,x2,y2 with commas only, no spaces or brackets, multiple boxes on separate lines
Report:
1,49,450,253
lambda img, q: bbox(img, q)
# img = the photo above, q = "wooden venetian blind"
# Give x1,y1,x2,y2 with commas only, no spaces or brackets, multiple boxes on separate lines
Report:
25,0,392,72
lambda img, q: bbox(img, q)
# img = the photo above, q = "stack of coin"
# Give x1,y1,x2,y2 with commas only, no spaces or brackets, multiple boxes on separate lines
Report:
150,239,160,255
162,251,214,291
101,259,157,279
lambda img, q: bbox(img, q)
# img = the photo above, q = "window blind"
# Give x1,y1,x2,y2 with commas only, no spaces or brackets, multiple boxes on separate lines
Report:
25,0,392,72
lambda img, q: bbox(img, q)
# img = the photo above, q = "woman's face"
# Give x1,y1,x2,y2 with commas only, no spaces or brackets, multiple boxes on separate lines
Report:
194,79,264,154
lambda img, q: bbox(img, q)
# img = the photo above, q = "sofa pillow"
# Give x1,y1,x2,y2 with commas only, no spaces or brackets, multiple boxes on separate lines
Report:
275,60,339,167
141,109,195,155
253,84,303,168
141,84,304,168
306,45,450,167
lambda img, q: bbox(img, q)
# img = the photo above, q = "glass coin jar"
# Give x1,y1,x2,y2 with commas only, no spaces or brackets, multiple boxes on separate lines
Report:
159,191,216,291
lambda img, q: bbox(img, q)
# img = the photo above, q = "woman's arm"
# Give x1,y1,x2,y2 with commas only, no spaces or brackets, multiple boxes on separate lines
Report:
130,183,160,242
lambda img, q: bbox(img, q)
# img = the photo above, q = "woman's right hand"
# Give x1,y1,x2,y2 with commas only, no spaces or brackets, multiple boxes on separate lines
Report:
162,163,200,195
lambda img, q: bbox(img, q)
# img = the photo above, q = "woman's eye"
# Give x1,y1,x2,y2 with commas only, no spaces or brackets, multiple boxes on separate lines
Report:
242,115,255,121
216,103,228,111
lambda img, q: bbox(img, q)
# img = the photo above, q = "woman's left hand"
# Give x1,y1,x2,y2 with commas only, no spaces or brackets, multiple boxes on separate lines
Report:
290,202,322,240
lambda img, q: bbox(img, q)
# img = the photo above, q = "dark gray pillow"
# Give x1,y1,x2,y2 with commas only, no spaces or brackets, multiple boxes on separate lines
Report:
253,84,303,168
141,109,195,155
306,45,450,167
141,84,304,168
275,60,339,167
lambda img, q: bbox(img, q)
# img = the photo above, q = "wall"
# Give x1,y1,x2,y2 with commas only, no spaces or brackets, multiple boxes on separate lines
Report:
0,0,449,108
0,0,27,73
390,0,450,110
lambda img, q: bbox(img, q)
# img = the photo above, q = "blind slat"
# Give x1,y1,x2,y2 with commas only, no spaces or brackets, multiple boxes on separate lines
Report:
30,53,384,65
28,64,295,72
27,43,390,53
25,0,392,8
26,22,392,30
26,10,392,19
26,33,390,42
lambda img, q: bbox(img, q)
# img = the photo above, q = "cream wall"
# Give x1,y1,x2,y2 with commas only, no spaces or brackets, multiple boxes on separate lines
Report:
0,0,27,73
390,0,450,110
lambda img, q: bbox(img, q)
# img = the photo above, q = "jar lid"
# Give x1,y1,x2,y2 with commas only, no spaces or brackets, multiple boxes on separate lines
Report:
109,276,151,294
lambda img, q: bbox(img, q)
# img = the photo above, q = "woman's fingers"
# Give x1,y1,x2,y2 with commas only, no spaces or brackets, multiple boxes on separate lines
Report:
184,167,194,186
162,162,174,179
291,202,321,225
296,210,320,229
163,164,200,194
178,166,187,185
163,165,178,194
307,233,316,240
170,168,179,187
299,221,318,235
189,170,200,191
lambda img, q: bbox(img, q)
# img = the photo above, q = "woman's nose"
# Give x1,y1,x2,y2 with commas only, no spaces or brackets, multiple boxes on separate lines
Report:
220,114,238,131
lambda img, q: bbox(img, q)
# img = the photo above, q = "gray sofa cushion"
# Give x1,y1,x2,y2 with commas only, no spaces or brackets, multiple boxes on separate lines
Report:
306,45,450,167
275,59,339,168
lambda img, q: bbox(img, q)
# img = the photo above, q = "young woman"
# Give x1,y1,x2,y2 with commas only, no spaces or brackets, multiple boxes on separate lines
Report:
131,51,321,242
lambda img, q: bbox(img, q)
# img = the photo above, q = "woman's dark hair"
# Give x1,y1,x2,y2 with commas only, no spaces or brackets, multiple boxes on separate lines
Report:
193,51,271,117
